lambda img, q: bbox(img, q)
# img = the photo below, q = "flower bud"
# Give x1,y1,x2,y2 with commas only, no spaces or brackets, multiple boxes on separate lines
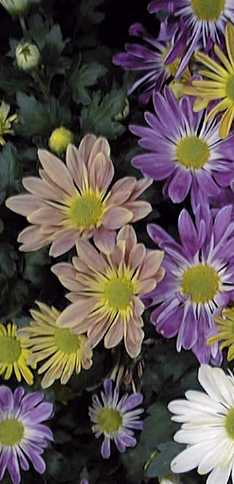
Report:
0,0,30,16
16,42,40,71
160,475,181,484
49,127,74,155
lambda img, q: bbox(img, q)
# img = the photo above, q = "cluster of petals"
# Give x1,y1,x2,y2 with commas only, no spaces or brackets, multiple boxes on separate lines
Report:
6,134,152,257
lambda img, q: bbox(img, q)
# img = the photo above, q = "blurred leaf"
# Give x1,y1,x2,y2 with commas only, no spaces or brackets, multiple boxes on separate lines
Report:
23,248,50,286
80,86,126,139
70,61,107,105
79,0,105,25
145,442,182,478
0,143,22,196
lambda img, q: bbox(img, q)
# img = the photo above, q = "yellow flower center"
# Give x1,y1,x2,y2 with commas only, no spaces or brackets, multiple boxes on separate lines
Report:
0,418,24,446
0,335,21,363
181,264,220,303
176,135,210,170
102,275,134,313
191,0,225,21
226,74,234,102
225,407,234,439
54,328,83,354
97,408,123,433
68,189,105,230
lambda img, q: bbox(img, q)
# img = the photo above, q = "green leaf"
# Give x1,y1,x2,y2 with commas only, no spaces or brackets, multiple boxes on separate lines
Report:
42,25,67,66
0,143,22,196
79,0,105,25
80,87,127,139
145,442,182,478
23,248,50,287
70,62,107,105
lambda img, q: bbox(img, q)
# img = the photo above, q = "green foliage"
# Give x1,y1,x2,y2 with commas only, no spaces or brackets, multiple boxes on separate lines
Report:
80,86,127,139
70,61,107,105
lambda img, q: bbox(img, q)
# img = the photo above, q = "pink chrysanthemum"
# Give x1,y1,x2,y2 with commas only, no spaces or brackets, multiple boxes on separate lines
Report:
52,225,165,358
6,134,152,257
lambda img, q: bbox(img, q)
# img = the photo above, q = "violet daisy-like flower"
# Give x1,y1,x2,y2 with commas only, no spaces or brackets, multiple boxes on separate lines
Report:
0,385,53,484
113,22,182,104
89,379,143,459
148,0,234,77
147,204,234,364
131,89,234,208
6,134,152,257
52,225,165,358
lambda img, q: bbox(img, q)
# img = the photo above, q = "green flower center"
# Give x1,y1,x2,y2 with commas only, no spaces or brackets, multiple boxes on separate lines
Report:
191,0,225,21
226,75,234,102
68,190,105,230
54,328,83,354
225,407,234,439
103,276,134,312
0,335,21,363
97,408,123,433
0,418,24,446
181,264,220,304
176,135,210,170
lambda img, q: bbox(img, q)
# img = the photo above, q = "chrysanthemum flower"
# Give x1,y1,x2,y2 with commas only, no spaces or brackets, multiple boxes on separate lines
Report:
113,22,182,104
0,385,53,484
148,1,234,77
6,134,152,257
89,379,143,459
131,89,234,208
16,42,40,71
208,306,234,361
169,364,234,484
52,225,165,358
184,23,234,138
19,302,93,389
147,204,234,363
0,101,17,146
0,323,33,385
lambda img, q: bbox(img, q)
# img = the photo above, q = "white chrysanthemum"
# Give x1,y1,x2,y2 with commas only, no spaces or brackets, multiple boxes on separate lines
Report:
169,365,234,484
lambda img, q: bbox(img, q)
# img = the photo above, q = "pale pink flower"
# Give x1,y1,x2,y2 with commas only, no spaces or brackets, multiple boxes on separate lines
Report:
6,134,152,257
52,225,165,358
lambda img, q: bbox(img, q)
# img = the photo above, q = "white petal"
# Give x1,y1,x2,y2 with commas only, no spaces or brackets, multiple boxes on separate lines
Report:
206,464,231,484
198,365,233,407
171,444,207,473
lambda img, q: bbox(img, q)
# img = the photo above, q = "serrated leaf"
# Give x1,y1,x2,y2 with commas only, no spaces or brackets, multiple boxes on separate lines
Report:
70,62,107,105
0,143,22,195
80,87,126,139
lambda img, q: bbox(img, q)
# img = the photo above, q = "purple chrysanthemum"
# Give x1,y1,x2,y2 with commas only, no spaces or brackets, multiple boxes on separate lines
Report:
113,22,178,104
0,386,53,484
131,89,234,209
147,204,234,364
89,380,143,459
148,0,234,77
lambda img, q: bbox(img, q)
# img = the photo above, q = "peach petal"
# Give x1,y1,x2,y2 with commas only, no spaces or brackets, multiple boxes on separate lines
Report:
117,225,137,254
104,318,124,349
28,207,64,225
139,250,164,280
88,137,111,167
76,239,108,274
107,189,132,206
137,278,157,294
102,207,133,229
130,177,152,199
39,169,70,199
124,319,144,358
57,299,93,328
49,230,78,257
87,313,111,348
23,177,62,201
93,228,116,255
155,267,166,283
110,177,136,196
66,144,89,191
78,134,97,164
66,292,80,303
18,225,47,244
133,297,145,317
38,149,76,196
129,243,146,271
6,195,43,216
51,262,77,281
89,152,114,192
124,201,152,222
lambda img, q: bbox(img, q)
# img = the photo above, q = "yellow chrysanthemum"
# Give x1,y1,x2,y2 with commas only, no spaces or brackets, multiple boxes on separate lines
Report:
0,101,17,146
19,302,93,389
0,323,33,384
209,306,234,361
183,22,234,138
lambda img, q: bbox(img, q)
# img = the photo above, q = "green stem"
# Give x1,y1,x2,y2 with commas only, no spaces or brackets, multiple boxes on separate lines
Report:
19,16,27,34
